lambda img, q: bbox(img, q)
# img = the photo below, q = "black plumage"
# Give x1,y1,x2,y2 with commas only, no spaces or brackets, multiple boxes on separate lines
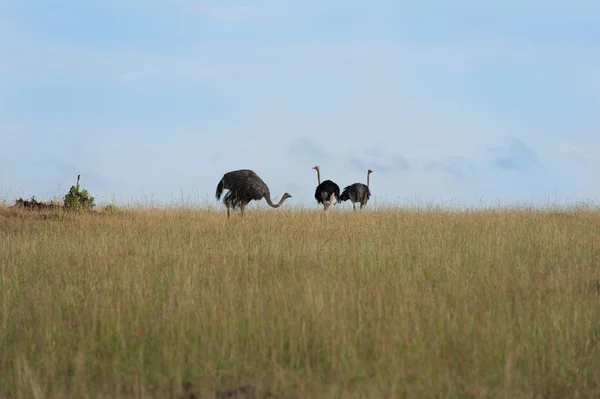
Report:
340,169,373,211
312,165,340,211
215,169,292,218
314,180,340,204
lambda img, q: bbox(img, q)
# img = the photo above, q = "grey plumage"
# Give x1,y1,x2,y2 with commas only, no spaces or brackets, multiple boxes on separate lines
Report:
215,169,292,218
340,169,373,211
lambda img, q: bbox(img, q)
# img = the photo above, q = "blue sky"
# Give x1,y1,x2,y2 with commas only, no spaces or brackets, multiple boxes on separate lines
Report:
1,0,599,208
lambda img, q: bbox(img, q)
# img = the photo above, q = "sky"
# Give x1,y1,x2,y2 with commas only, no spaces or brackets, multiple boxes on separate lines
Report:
1,0,599,208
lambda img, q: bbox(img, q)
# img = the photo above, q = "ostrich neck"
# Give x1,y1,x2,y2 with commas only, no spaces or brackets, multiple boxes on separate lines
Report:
315,169,321,185
367,172,370,188
265,192,287,208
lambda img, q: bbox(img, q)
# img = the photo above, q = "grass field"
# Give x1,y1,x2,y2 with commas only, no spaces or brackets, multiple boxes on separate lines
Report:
1,203,600,398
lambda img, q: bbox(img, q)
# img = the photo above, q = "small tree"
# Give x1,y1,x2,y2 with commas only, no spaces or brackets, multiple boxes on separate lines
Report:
64,175,95,211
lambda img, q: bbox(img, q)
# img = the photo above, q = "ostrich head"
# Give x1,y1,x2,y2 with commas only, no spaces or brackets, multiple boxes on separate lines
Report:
282,193,292,200
368,169,373,174
312,166,320,171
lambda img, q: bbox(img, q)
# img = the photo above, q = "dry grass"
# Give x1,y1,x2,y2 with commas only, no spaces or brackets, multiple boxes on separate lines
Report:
1,204,600,398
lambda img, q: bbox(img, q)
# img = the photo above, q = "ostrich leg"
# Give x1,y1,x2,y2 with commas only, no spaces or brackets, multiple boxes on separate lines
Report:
224,196,232,219
327,193,336,212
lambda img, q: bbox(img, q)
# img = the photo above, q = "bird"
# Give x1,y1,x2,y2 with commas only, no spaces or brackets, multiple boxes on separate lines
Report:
340,169,373,211
312,165,340,211
215,169,292,218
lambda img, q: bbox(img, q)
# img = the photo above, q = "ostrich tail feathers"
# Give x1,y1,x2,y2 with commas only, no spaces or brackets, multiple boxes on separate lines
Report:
215,178,225,200
339,188,350,201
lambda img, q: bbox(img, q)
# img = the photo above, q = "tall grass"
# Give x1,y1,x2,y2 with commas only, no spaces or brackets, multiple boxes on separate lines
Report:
1,204,600,398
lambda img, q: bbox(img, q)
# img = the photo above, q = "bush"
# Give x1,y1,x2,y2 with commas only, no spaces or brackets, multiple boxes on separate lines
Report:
64,184,95,211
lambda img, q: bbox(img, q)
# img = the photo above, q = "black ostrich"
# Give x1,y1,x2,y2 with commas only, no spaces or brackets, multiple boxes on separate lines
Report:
340,169,373,211
215,169,292,218
312,165,340,211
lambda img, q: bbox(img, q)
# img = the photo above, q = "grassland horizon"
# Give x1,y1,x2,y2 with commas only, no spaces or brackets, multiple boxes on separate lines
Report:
1,203,600,398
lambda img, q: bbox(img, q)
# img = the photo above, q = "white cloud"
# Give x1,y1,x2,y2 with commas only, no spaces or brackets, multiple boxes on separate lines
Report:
557,141,592,164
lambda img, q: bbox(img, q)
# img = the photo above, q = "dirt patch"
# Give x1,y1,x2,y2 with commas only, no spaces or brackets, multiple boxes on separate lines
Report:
179,383,277,399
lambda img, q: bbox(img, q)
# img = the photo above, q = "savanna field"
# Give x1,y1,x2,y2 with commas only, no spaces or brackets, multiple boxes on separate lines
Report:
1,203,600,398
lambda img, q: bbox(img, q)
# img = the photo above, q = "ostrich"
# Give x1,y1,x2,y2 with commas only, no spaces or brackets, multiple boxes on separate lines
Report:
312,165,340,211
215,169,292,218
340,169,373,211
